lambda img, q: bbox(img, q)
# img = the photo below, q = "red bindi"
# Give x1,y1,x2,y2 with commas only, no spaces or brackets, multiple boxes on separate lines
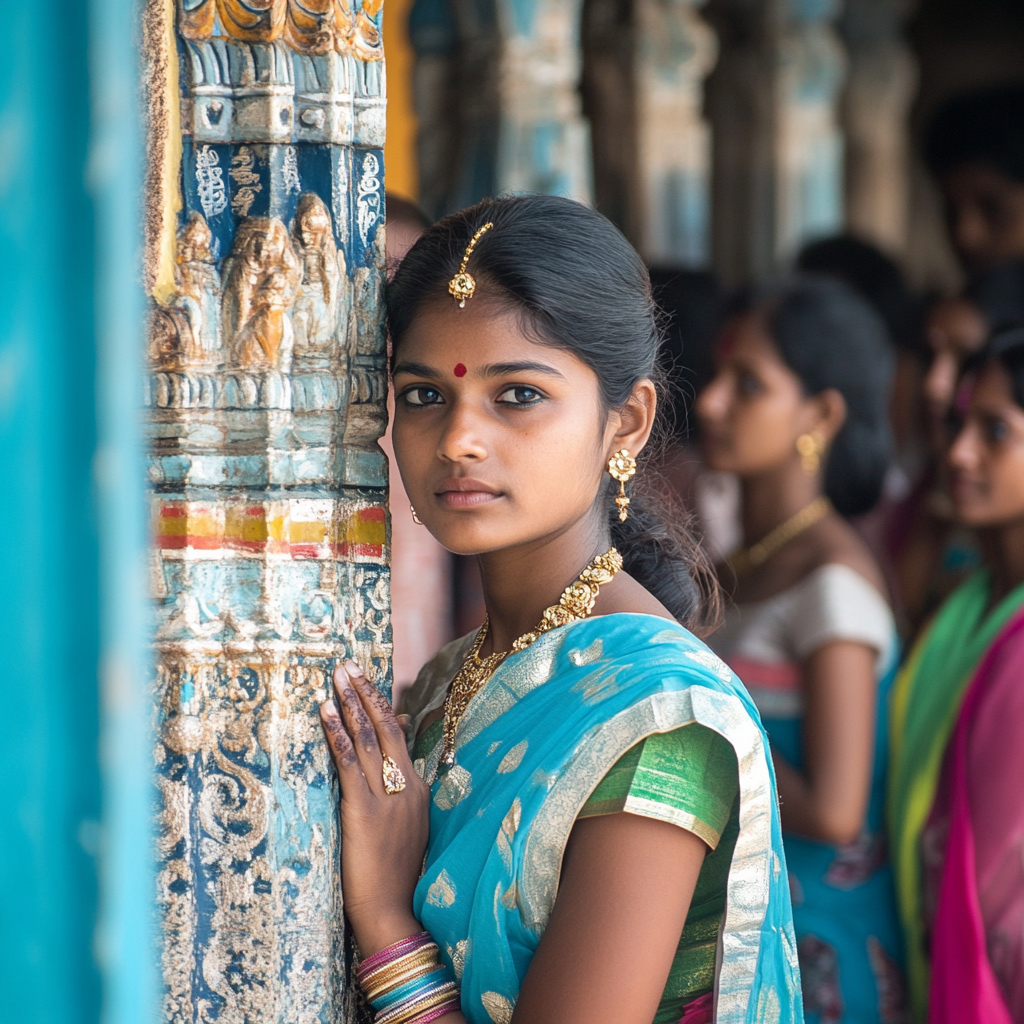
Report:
454,363,467,377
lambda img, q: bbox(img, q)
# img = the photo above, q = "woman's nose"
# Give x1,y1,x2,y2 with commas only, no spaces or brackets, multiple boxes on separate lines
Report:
436,400,489,462
695,376,727,422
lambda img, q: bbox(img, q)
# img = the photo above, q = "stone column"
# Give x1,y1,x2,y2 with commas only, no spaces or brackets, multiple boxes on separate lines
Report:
705,0,781,288
496,0,593,200
411,0,591,213
774,0,847,261
839,0,916,254
705,0,846,285
634,0,718,267
143,1,390,1020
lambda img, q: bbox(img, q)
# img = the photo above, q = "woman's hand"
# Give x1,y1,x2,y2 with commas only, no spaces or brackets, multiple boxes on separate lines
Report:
319,660,431,956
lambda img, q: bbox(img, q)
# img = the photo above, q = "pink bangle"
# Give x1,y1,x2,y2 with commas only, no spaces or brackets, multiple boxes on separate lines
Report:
357,932,433,980
411,997,461,1023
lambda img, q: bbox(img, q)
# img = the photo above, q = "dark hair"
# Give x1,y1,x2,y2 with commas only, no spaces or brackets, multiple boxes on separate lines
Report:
751,274,895,517
796,234,923,355
387,194,721,632
648,268,722,436
965,259,1024,330
964,325,1024,410
925,84,1024,183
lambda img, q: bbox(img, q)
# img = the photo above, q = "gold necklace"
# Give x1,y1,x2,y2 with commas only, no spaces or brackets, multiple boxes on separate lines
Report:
439,547,623,768
726,496,832,576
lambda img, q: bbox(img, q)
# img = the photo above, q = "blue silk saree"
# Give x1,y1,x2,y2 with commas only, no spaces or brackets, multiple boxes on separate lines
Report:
404,613,804,1024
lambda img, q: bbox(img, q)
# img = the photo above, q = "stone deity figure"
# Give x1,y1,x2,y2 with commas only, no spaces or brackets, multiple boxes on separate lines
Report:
222,217,300,355
290,193,343,358
231,269,296,373
174,212,222,363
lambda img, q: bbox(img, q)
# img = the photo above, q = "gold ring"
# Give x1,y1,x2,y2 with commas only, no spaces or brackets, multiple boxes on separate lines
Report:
382,755,406,794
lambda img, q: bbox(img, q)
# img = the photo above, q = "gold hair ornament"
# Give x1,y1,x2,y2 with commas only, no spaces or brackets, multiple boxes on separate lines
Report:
607,449,637,521
448,222,494,307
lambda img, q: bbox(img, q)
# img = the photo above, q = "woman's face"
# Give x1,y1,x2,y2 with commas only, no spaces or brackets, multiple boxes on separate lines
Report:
390,297,646,555
940,163,1024,276
924,297,988,423
947,360,1024,528
695,314,826,477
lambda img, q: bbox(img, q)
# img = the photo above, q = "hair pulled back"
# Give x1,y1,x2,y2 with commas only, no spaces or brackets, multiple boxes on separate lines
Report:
386,194,720,632
752,274,895,517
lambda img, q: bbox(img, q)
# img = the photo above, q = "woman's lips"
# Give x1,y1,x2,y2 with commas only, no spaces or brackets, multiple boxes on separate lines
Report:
435,478,503,509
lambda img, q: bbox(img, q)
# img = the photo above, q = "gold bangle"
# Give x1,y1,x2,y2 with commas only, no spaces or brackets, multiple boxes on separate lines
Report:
361,943,439,983
376,983,459,1024
363,961,444,1001
361,947,440,993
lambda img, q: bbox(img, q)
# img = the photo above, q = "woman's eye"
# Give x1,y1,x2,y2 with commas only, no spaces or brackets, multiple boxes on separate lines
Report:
984,417,1010,443
497,386,543,405
402,386,444,407
737,373,762,397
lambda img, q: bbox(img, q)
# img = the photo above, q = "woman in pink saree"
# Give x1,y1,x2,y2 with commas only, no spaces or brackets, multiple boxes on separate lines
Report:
889,325,1024,1023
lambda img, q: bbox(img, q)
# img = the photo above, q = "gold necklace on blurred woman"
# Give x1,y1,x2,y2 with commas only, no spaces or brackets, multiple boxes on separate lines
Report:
437,547,623,770
726,496,832,576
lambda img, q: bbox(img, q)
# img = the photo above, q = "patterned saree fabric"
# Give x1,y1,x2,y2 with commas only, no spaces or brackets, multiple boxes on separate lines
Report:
401,613,804,1024
888,571,1024,1019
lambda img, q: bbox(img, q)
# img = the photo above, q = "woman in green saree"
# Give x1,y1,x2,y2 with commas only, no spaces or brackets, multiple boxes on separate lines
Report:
889,327,1024,1022
319,195,803,1024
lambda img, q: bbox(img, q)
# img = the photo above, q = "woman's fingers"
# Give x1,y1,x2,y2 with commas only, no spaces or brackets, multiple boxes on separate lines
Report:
332,661,388,786
344,659,413,763
319,699,370,798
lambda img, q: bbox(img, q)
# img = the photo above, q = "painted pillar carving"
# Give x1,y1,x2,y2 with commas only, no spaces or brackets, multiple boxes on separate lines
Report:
634,0,717,267
839,0,916,254
143,1,389,1020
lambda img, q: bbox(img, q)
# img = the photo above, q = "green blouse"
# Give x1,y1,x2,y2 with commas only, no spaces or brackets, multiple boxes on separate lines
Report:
579,724,739,1022
413,720,739,1023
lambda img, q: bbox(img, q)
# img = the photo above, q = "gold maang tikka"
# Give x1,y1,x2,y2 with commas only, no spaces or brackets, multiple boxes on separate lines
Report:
448,222,494,307
608,449,637,521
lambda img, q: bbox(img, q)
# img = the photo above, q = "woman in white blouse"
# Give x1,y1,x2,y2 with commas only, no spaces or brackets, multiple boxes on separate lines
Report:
697,275,905,1024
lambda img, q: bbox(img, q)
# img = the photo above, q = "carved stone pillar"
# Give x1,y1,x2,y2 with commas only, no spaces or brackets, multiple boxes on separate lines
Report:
634,0,718,266
775,0,847,260
412,0,591,213
496,0,593,200
143,1,389,1020
840,0,916,254
705,0,781,287
706,0,846,285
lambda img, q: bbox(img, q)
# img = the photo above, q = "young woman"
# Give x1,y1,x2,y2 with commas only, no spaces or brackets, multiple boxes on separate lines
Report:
889,327,1024,1024
696,277,905,1023
318,195,803,1024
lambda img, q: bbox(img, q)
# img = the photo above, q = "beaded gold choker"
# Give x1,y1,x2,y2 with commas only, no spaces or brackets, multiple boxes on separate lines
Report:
437,547,622,771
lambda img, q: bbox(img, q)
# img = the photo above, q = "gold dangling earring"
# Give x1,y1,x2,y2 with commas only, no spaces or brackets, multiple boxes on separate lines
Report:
796,432,825,476
410,504,423,525
607,449,637,521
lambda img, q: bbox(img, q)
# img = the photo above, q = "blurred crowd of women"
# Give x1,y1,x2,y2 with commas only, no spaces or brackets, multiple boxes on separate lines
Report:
383,82,1024,1023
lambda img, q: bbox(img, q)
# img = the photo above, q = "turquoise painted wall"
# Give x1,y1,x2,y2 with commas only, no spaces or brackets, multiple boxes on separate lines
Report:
0,3,155,1023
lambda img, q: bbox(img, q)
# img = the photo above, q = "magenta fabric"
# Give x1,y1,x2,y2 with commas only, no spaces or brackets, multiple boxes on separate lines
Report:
929,608,1024,1024
676,991,714,1024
